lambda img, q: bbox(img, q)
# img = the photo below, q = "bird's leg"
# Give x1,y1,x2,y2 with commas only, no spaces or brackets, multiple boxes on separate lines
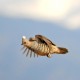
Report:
47,53,51,58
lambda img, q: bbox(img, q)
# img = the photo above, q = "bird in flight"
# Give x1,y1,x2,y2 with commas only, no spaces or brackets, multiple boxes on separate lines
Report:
21,35,68,58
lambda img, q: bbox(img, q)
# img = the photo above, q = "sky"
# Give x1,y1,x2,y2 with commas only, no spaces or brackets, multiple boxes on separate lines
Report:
0,0,80,80
0,0,80,29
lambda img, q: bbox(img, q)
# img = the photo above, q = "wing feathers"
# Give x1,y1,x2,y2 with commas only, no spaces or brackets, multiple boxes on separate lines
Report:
35,35,56,46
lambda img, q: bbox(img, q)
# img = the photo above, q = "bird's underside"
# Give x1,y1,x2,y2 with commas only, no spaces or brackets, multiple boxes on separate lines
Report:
21,35,68,58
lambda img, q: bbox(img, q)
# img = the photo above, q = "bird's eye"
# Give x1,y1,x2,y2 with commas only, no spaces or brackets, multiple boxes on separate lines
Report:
23,42,26,44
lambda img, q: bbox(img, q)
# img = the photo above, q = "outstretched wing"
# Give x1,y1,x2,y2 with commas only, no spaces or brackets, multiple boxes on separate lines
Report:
35,35,56,47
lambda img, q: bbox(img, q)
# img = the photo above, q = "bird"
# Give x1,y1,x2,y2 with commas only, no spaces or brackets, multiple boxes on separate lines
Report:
21,34,68,58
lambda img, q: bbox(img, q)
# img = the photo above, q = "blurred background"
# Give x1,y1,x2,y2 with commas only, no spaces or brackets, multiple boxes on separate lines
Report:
0,0,80,80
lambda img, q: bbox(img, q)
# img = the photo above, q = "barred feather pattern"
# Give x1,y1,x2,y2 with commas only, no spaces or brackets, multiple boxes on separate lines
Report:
22,41,50,57
33,42,50,54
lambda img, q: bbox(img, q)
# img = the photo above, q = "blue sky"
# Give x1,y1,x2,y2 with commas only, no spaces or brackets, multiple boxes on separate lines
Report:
0,0,80,80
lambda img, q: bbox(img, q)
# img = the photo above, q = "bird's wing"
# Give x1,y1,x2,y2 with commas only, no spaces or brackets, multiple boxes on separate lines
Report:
35,35,56,47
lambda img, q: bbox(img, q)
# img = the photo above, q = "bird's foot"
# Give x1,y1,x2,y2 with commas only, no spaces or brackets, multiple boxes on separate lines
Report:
47,53,51,58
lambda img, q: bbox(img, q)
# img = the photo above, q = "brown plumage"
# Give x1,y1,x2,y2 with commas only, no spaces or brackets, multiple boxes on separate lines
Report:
21,35,68,58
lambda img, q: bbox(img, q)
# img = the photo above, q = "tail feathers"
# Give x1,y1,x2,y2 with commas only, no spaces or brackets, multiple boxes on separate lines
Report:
58,47,68,54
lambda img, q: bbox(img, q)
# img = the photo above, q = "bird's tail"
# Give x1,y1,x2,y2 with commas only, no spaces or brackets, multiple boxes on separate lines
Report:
58,47,68,54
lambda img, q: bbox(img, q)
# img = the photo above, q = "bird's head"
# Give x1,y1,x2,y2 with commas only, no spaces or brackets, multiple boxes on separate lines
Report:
21,36,31,47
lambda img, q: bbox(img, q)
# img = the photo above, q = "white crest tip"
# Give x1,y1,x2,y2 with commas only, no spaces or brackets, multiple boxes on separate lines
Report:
22,36,26,39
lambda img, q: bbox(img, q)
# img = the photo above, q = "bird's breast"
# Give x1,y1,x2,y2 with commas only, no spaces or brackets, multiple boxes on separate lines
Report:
30,41,50,55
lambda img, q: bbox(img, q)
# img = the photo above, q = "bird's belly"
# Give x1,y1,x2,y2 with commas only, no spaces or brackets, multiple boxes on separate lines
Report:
31,42,50,56
33,50,48,56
